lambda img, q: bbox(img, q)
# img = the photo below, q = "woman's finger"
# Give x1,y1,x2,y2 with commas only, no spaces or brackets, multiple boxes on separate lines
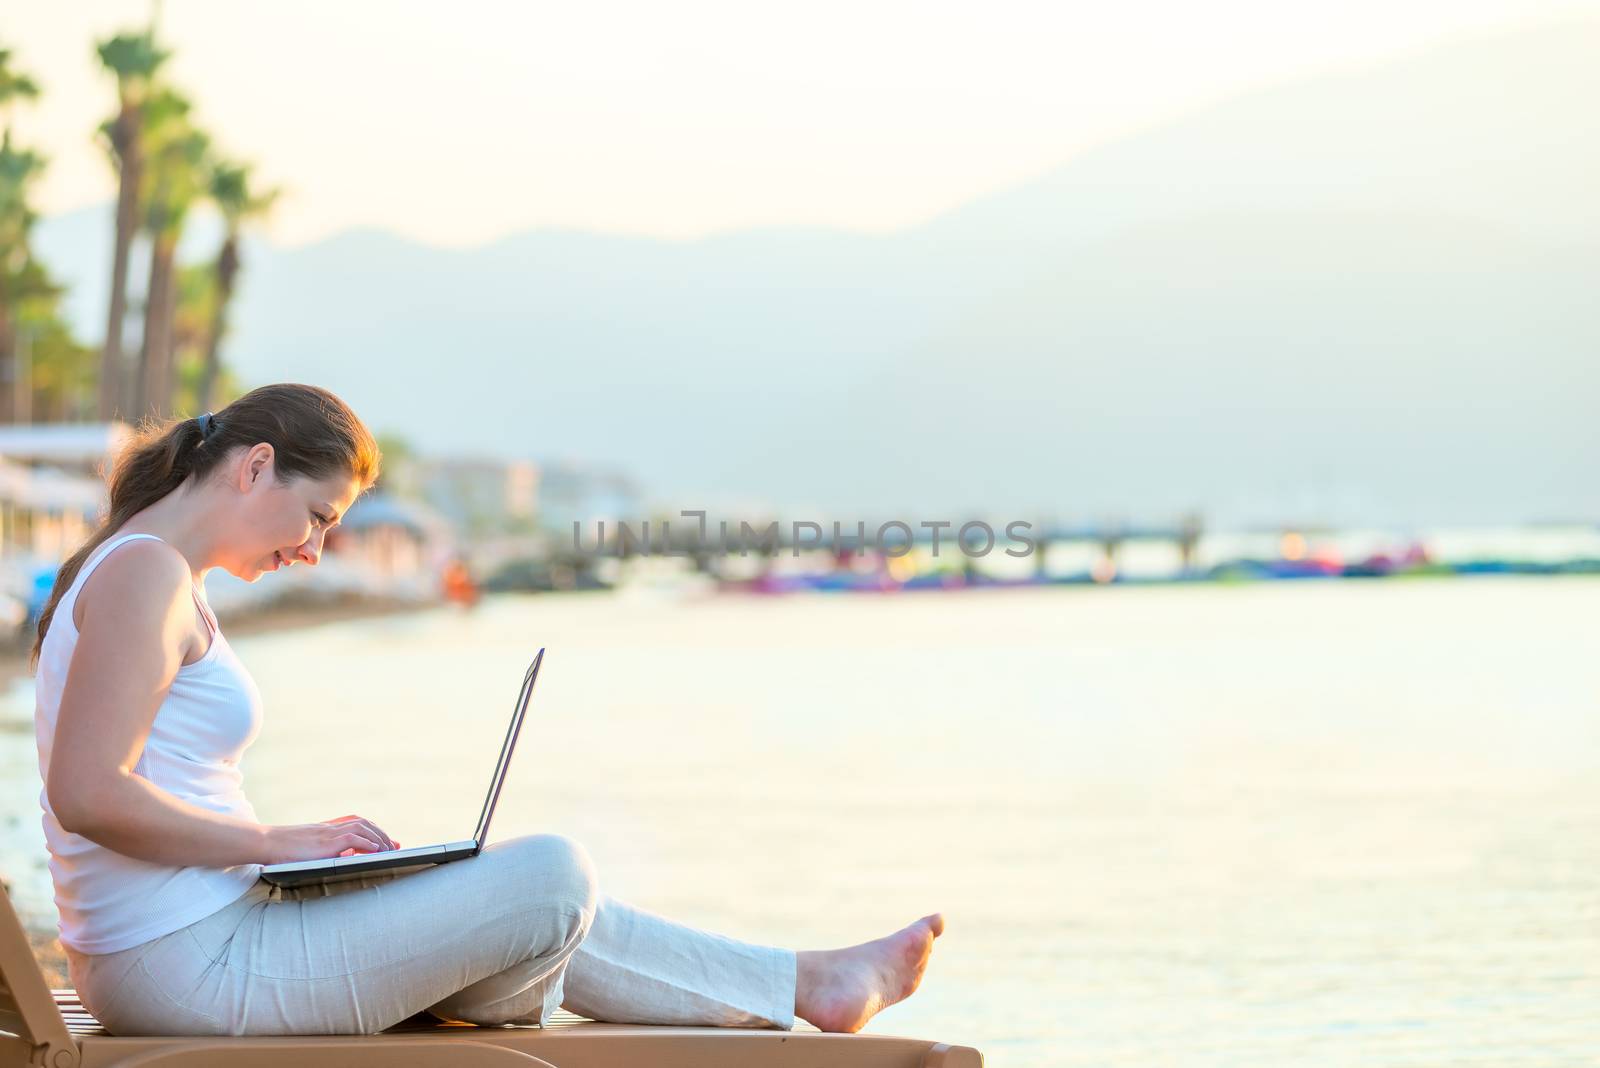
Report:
334,816,395,851
355,819,396,851
339,830,383,854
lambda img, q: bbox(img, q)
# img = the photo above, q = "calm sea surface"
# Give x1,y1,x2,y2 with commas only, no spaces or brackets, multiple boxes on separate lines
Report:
4,577,1599,1065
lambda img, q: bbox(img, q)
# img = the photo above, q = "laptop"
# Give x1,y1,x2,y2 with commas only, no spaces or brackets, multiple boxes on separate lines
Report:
261,648,544,889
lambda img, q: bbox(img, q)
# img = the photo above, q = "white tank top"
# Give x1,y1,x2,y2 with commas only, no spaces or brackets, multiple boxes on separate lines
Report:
33,532,265,955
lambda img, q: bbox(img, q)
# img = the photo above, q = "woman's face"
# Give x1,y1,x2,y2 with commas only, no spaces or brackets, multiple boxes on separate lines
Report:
229,445,364,581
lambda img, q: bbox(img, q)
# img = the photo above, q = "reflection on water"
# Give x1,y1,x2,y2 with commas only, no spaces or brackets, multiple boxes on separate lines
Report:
4,578,1600,1065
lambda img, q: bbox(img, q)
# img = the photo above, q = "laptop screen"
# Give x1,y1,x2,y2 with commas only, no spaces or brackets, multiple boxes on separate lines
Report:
472,649,543,846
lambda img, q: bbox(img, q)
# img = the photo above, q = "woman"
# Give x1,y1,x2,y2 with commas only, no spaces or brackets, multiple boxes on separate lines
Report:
33,383,943,1037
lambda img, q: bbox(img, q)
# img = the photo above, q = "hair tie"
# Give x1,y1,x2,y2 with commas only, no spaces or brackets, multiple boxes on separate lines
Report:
198,412,217,441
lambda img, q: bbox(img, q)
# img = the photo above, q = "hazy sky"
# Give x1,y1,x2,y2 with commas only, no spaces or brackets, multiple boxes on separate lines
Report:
13,0,1599,247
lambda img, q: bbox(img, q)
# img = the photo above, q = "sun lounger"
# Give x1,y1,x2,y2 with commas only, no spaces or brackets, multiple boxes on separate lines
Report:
1,884,982,1067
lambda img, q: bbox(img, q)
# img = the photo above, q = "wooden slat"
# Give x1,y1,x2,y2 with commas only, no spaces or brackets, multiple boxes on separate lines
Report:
48,992,808,1039
53,988,598,1038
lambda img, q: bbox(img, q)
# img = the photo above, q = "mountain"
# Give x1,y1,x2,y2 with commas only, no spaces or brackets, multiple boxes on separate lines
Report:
31,19,1600,525
921,20,1600,247
838,212,1599,525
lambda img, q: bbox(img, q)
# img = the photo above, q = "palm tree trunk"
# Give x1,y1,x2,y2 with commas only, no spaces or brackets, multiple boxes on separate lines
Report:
99,106,141,422
137,235,176,420
0,297,13,426
155,257,178,416
197,234,238,411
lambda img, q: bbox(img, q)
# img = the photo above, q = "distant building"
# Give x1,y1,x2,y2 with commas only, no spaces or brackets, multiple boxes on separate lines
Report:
0,423,130,567
0,423,133,624
0,423,133,474
536,461,639,539
327,494,456,588
395,457,540,534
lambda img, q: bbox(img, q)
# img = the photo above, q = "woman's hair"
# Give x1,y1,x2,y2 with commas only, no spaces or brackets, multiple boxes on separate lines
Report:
30,383,382,667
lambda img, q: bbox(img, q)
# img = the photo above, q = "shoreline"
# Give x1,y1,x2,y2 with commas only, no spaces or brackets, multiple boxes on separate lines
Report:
0,592,442,693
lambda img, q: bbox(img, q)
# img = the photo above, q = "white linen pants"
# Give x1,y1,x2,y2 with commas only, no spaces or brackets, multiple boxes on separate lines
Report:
64,834,797,1036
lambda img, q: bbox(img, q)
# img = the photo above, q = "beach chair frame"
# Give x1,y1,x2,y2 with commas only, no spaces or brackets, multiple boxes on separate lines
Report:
1,884,981,1067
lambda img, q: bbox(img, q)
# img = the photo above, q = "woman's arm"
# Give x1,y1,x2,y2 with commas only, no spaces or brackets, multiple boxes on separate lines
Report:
46,540,396,867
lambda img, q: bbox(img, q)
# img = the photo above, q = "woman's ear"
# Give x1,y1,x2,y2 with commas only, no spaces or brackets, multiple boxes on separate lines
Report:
239,443,276,490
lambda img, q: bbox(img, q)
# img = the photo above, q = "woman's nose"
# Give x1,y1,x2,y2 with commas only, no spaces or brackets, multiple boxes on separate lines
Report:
296,531,324,566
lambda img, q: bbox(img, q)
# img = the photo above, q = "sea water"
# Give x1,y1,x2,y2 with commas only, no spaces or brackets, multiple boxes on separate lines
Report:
3,577,1598,1065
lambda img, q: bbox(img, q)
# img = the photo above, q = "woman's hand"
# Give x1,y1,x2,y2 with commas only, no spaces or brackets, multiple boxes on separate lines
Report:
263,814,402,864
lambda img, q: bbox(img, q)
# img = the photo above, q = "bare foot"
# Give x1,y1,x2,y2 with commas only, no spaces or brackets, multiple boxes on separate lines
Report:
794,913,945,1033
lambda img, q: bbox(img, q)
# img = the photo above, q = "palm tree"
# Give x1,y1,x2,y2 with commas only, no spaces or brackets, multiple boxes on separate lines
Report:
0,44,43,422
5,250,94,422
134,87,209,419
94,29,168,420
0,45,38,113
198,161,277,411
169,261,216,413
0,133,48,423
